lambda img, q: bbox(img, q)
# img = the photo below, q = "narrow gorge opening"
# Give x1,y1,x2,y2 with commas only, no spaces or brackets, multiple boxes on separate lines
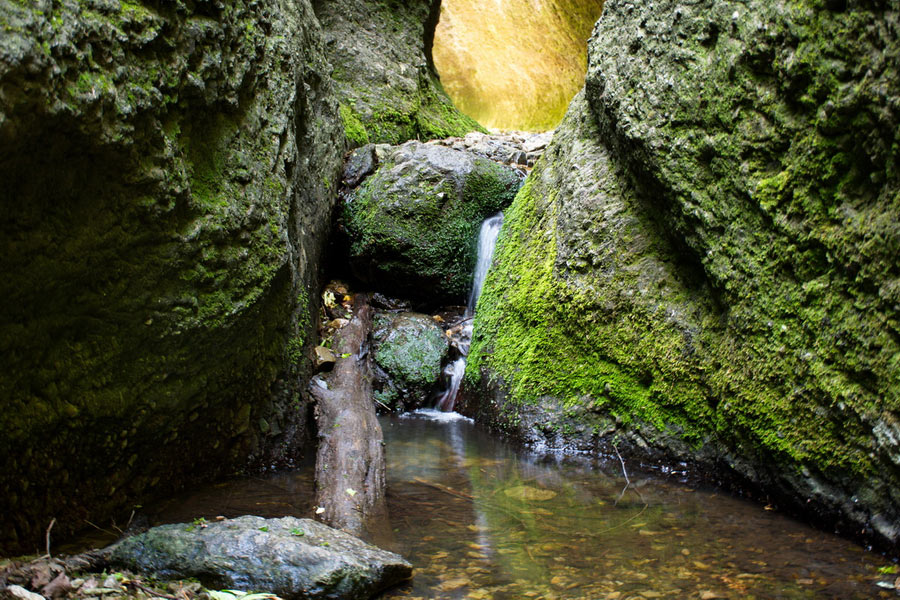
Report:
432,0,605,131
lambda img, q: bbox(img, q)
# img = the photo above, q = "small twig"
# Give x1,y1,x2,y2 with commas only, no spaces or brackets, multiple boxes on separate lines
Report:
613,443,630,506
111,509,137,535
374,397,392,412
129,581,177,600
42,518,56,559
412,477,474,500
612,443,630,485
84,520,117,536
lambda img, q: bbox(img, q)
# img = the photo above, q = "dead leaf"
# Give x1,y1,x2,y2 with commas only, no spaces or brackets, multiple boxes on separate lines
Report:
437,578,468,592
41,573,72,599
503,485,557,501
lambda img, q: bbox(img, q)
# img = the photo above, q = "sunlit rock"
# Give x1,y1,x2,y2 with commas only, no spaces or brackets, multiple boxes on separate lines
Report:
433,0,604,131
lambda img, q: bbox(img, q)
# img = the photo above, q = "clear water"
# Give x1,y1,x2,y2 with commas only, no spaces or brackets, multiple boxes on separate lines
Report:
144,412,896,600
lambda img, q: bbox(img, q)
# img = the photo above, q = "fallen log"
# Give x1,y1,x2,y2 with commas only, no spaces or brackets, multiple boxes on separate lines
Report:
309,293,390,544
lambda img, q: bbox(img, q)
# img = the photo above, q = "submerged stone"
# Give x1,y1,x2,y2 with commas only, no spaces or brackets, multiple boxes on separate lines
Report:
341,142,522,303
105,516,412,600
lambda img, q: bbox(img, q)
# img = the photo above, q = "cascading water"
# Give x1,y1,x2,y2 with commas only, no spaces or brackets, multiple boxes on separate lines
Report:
435,213,504,412
466,214,504,317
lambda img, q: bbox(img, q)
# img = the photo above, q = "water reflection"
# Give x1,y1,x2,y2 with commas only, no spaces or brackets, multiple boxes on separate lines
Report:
144,413,894,600
379,412,892,600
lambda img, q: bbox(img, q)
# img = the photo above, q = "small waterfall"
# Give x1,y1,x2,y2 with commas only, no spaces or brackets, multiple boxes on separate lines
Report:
466,214,504,316
435,213,504,411
436,358,466,411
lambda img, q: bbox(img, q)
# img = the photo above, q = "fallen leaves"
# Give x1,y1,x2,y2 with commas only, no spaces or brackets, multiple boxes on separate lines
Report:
502,485,557,501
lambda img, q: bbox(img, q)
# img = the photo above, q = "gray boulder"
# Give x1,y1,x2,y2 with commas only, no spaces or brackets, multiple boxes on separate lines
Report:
105,516,412,600
341,142,522,302
371,312,449,411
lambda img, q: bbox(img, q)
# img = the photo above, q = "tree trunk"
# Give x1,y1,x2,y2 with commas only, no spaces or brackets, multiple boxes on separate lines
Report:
309,293,390,544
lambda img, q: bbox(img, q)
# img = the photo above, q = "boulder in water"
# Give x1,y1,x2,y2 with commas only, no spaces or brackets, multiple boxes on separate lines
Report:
341,142,522,303
104,516,412,600
371,312,450,412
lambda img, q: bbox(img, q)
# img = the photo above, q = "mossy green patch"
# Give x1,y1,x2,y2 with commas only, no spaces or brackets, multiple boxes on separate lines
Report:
468,0,900,549
339,103,370,147
342,144,521,302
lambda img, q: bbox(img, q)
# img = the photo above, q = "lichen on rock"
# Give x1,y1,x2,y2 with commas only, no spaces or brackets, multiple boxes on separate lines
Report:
371,312,450,412
465,0,900,551
104,516,412,599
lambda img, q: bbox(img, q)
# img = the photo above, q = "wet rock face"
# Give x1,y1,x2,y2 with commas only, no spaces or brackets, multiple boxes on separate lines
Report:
0,0,343,552
371,312,449,412
467,0,900,550
340,142,522,303
313,0,484,146
105,516,412,600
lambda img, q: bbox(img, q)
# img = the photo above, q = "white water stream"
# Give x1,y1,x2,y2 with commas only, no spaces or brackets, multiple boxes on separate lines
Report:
435,213,504,411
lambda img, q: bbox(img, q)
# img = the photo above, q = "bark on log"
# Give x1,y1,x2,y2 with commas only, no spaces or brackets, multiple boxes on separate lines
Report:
309,293,390,543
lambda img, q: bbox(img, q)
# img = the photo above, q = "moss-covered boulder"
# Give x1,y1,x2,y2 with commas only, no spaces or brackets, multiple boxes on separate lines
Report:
0,0,343,553
313,0,485,146
105,516,412,599
465,0,900,551
341,142,522,302
371,312,449,411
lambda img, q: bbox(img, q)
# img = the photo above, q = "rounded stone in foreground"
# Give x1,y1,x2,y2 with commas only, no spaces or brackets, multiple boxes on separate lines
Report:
105,516,412,600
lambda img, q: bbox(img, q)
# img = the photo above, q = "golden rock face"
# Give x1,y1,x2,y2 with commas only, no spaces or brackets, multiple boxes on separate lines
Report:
433,0,604,132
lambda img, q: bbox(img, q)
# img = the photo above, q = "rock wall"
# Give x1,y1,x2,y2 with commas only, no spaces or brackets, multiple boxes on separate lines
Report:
0,0,343,553
312,0,485,146
465,0,900,551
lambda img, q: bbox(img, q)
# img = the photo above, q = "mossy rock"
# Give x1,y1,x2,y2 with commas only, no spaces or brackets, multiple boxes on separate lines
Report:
315,0,486,146
0,0,343,553
342,142,522,303
371,311,449,411
466,0,900,552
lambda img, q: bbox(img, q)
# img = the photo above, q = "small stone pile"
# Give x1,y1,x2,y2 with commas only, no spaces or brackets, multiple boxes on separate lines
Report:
428,130,554,169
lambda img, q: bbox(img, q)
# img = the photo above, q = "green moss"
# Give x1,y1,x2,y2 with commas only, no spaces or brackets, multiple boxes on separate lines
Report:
468,178,712,445
343,149,521,301
339,103,370,147
372,313,447,387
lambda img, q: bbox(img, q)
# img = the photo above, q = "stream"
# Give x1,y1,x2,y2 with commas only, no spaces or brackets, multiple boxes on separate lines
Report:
140,410,894,600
